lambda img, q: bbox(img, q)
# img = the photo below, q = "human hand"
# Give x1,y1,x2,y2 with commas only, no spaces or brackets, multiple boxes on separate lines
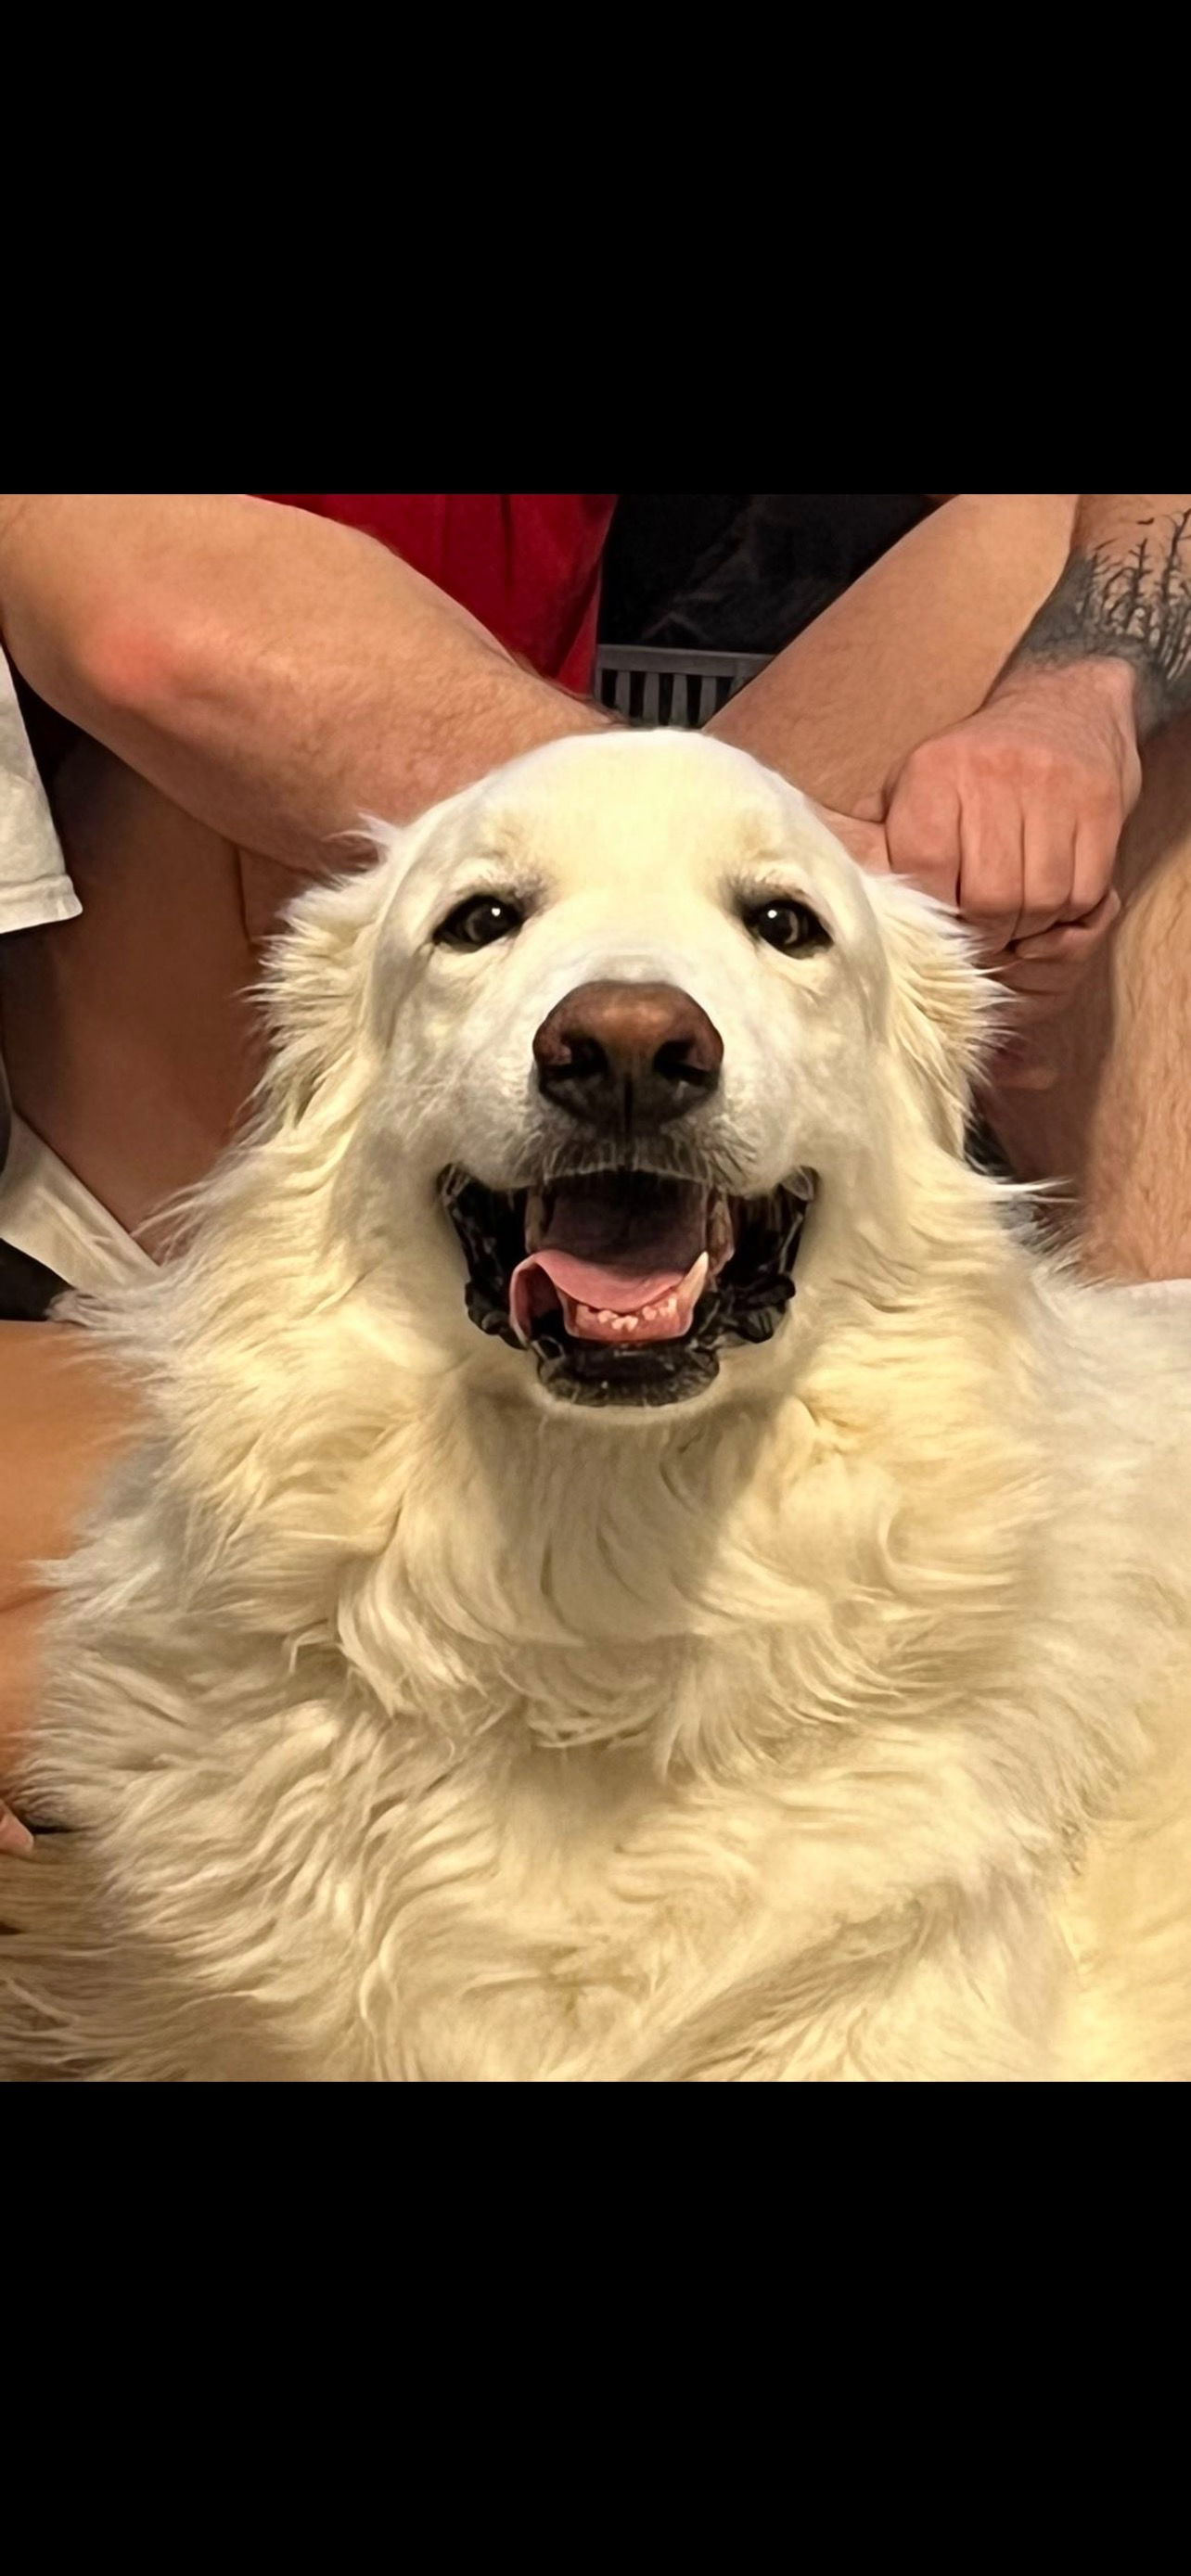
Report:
982,892,1121,1088
812,794,1119,1092
810,801,890,876
881,658,1141,950
877,659,1138,1080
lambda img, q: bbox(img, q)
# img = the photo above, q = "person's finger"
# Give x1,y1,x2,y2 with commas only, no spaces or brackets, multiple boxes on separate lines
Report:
884,770,964,908
996,943,1097,1023
1012,889,1120,962
1014,814,1077,943
992,907,1114,1027
955,791,1028,954
982,906,1117,1049
826,811,890,874
0,1802,33,1856
1067,804,1125,923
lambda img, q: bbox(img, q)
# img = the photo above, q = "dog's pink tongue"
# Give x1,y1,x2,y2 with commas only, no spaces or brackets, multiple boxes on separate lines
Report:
510,1247,709,1345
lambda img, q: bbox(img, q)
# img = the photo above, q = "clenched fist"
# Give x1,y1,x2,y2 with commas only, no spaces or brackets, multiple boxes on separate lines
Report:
880,657,1141,1078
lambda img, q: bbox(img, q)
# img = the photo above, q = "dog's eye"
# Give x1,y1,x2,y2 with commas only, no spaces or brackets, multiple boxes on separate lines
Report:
745,898,830,957
434,895,526,951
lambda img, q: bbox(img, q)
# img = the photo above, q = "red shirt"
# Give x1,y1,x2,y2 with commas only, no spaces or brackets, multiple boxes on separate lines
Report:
258,493,618,693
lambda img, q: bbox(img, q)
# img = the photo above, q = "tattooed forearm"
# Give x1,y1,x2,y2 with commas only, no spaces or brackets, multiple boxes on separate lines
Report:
1004,506,1191,737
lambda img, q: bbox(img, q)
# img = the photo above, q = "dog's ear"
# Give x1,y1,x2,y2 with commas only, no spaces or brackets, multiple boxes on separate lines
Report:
867,874,1002,1152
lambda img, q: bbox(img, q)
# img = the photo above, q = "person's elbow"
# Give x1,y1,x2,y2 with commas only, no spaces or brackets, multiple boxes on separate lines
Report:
73,603,229,734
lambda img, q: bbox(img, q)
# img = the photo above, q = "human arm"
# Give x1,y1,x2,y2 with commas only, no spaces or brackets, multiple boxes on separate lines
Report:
879,494,1191,982
0,493,611,877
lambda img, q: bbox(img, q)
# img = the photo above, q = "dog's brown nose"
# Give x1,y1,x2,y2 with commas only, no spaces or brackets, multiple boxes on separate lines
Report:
533,981,723,1129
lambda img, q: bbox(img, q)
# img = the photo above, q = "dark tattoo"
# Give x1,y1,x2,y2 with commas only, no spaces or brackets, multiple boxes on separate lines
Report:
1005,507,1191,736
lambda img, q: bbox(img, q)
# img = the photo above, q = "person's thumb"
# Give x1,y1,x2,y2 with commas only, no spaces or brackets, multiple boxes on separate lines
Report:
811,799,890,874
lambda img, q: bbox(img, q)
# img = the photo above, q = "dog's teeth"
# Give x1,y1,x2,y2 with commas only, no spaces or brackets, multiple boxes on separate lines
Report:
525,1191,546,1252
709,1194,735,1272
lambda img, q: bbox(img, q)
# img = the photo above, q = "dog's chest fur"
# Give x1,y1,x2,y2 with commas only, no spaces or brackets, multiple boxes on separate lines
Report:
363,1728,788,2082
19,1383,1082,2080
9,1284,1191,2084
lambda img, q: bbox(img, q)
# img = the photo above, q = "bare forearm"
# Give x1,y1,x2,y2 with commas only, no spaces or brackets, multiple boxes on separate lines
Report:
0,494,611,873
999,493,1191,739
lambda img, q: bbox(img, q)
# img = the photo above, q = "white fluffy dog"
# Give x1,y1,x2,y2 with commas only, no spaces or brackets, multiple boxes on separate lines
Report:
4,729,1191,2082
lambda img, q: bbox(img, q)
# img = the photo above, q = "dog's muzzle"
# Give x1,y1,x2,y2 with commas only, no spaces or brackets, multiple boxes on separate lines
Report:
436,983,811,1408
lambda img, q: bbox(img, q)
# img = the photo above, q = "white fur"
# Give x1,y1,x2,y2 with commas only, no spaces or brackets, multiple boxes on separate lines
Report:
4,730,1191,2082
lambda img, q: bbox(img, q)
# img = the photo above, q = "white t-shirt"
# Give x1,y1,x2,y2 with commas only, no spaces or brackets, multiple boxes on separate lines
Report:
0,651,150,1289
0,1113,154,1291
0,649,81,933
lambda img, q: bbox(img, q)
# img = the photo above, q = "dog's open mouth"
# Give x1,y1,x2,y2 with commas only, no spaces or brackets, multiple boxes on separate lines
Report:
440,1167,813,1407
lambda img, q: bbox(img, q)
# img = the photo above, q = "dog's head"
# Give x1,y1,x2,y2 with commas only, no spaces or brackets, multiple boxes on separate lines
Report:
267,731,994,1419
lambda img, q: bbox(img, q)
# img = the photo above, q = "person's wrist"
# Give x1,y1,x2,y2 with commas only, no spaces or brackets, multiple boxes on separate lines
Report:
990,652,1140,732
988,655,1143,800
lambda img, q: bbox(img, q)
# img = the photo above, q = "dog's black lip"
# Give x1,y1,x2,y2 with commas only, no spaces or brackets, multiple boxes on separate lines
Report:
439,1162,813,1408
